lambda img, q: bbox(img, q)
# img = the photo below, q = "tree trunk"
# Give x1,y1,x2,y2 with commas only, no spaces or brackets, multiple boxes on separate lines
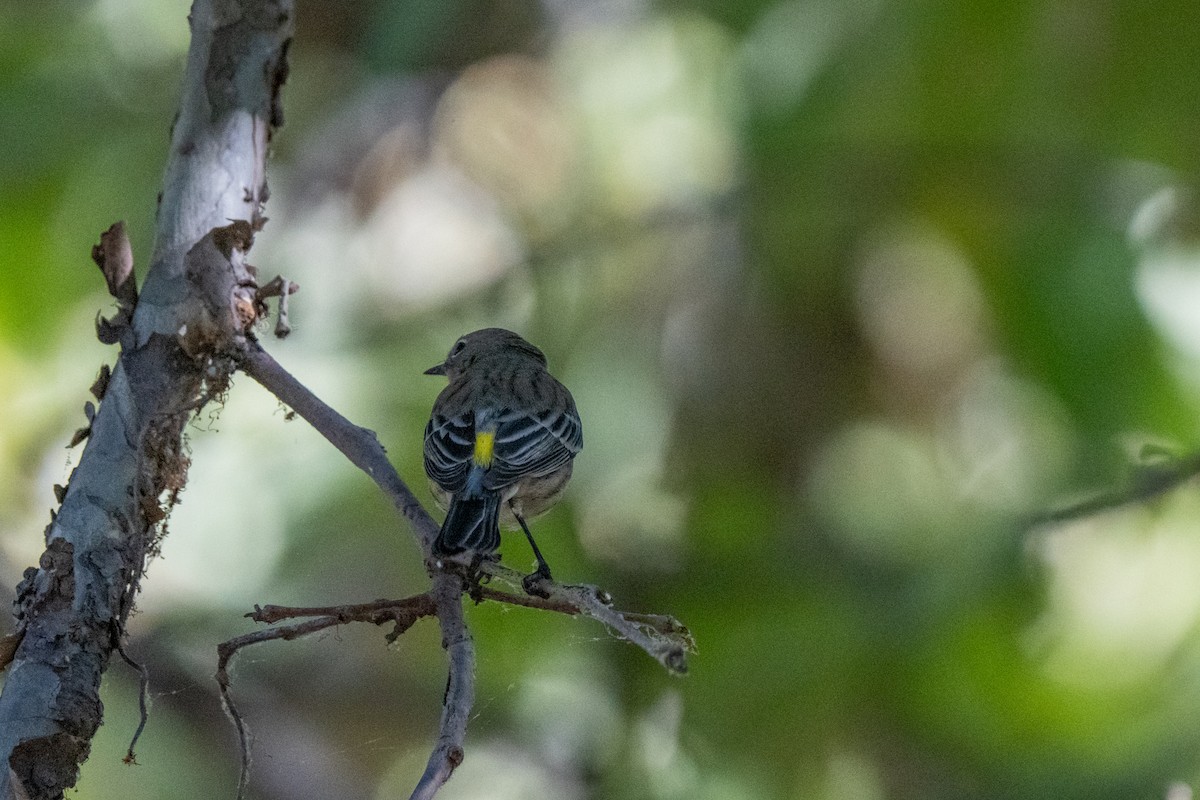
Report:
0,3,292,797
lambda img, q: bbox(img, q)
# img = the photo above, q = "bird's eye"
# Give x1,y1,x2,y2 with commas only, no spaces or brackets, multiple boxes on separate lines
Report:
450,340,467,357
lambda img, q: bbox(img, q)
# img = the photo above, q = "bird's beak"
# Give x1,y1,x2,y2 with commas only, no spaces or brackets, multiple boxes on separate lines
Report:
424,363,447,376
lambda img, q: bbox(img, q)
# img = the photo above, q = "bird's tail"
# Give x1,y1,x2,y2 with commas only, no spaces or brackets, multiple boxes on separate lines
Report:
434,491,501,556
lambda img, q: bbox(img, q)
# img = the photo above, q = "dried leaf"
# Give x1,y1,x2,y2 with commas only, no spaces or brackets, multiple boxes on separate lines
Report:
96,314,123,345
90,364,111,400
91,222,138,308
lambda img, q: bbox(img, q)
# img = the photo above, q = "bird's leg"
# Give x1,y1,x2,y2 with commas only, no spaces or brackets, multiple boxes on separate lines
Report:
511,505,553,595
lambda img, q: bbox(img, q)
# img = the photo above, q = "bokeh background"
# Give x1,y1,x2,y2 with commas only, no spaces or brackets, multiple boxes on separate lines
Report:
4,1,1200,798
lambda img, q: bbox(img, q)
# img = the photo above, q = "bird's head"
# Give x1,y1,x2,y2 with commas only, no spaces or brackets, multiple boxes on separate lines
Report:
424,328,547,381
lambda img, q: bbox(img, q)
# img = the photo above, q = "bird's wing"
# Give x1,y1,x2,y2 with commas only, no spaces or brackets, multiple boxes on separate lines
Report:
484,396,582,489
423,412,474,492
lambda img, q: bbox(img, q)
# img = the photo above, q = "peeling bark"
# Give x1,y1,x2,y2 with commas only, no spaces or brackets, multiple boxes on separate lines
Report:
0,2,293,798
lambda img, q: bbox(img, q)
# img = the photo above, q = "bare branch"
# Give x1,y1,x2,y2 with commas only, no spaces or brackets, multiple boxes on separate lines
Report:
238,339,695,673
479,562,693,674
217,593,437,800
218,615,340,800
246,596,438,627
274,279,293,338
239,339,440,549
113,639,152,765
254,275,298,338
411,574,475,800
474,585,691,641
241,339,692,658
1034,452,1200,526
239,339,483,794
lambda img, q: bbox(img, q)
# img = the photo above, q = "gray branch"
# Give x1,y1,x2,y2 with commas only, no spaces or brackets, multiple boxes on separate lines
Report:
238,344,693,672
238,341,692,798
240,340,440,549
478,562,692,674
240,341,477,794
0,2,292,798
410,575,475,800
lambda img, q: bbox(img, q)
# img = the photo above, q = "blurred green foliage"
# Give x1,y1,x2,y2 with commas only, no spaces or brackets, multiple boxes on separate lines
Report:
4,1,1200,799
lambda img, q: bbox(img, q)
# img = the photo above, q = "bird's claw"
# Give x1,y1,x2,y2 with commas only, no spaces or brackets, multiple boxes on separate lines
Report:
522,568,553,598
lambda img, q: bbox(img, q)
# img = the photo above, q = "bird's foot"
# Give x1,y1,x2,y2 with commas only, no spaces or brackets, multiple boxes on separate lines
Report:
522,565,553,598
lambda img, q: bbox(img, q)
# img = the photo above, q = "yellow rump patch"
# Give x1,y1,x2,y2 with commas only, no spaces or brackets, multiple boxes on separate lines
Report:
473,432,495,467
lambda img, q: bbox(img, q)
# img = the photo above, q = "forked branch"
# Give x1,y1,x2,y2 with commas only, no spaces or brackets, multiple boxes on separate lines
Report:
226,337,693,800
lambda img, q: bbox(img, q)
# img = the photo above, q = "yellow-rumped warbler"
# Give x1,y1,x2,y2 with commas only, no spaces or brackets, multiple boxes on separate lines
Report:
423,328,582,583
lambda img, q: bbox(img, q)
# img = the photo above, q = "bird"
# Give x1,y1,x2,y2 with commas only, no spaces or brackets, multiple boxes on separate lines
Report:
423,328,582,586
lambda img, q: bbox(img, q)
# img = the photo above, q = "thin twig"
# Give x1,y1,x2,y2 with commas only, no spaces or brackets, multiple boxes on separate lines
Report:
114,637,152,765
475,586,579,614
255,275,297,338
217,616,342,800
247,597,435,625
479,562,693,673
475,585,690,639
217,593,438,800
1033,453,1200,526
275,278,292,337
239,339,439,549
